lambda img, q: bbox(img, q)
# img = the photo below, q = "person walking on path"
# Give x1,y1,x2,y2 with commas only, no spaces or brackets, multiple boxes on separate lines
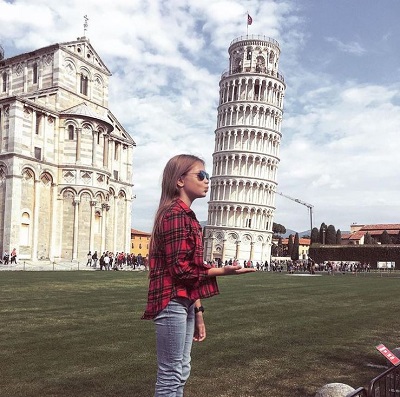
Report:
104,253,110,271
92,251,98,268
10,248,17,264
86,251,92,266
142,154,255,397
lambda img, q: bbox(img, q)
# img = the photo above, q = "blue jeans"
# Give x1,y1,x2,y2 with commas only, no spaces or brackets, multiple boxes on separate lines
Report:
154,298,195,397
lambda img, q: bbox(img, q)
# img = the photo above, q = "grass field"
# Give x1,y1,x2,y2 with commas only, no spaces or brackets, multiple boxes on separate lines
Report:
1,270,399,397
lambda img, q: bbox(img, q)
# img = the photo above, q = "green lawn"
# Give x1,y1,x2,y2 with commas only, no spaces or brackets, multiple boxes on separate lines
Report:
1,271,399,397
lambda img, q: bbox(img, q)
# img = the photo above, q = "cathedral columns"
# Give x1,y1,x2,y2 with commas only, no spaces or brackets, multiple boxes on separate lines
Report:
235,240,240,260
109,139,114,172
0,106,4,154
103,134,109,167
113,195,118,252
31,179,41,261
101,203,109,253
125,197,132,254
209,236,215,261
126,146,132,181
221,238,227,263
4,174,22,252
76,128,82,162
89,200,96,252
31,111,36,154
250,241,255,261
49,183,57,261
42,114,47,159
92,131,97,166
72,198,80,260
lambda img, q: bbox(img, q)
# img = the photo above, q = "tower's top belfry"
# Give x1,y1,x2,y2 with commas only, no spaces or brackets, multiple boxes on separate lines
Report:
224,35,284,85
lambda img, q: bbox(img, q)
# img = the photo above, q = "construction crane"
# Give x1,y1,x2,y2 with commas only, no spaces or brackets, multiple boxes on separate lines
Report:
276,192,314,233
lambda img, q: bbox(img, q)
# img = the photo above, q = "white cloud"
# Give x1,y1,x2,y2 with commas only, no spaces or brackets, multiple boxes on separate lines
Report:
325,37,366,55
277,78,400,231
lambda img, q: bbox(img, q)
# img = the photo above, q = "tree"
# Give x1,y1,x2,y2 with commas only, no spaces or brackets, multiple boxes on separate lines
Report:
272,222,286,235
319,223,327,244
326,225,336,245
311,227,319,244
364,232,372,245
336,229,342,244
381,230,391,244
288,234,294,257
278,237,283,256
291,233,299,261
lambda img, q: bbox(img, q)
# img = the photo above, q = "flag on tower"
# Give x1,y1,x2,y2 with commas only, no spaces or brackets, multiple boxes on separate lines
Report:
247,14,253,25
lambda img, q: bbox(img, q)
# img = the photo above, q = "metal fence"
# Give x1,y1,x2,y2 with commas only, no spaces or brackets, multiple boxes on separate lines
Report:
347,365,400,397
347,387,368,397
368,364,400,397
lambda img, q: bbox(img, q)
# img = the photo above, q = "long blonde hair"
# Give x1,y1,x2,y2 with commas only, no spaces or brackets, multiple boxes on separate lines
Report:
149,154,204,257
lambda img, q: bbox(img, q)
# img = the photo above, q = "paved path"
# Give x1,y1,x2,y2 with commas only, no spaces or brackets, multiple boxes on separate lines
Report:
0,261,144,271
0,261,95,271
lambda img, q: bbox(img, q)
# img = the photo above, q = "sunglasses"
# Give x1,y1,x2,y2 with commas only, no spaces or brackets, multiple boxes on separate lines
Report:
184,170,210,181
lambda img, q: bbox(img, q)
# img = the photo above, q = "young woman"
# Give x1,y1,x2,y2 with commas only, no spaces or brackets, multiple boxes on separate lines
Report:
142,154,255,397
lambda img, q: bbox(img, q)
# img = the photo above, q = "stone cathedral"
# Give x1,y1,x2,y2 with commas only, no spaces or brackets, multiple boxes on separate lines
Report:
204,35,285,264
0,38,135,262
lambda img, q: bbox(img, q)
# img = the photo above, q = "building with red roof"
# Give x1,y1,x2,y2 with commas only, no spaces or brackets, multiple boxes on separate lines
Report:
274,237,311,259
341,224,400,245
130,228,151,258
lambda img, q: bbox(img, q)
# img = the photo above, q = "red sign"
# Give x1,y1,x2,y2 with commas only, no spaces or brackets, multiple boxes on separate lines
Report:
376,344,400,366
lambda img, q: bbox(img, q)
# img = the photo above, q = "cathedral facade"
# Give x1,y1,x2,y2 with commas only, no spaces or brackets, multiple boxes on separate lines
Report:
0,38,135,262
203,35,286,264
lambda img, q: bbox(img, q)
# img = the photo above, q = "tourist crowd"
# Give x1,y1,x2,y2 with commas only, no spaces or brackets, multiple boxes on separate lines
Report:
86,251,148,271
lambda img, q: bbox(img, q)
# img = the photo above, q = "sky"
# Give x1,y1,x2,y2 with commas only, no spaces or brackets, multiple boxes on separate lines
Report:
1,0,400,234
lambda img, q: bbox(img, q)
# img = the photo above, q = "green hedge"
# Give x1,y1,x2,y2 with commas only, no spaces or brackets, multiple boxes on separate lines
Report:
309,244,400,267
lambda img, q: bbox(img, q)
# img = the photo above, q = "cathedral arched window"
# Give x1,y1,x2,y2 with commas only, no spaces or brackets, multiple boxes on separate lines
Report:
80,74,88,95
22,168,34,182
97,128,104,144
114,142,119,160
40,173,52,185
21,212,31,246
2,72,7,92
35,112,42,135
0,166,6,185
68,125,75,140
33,63,38,84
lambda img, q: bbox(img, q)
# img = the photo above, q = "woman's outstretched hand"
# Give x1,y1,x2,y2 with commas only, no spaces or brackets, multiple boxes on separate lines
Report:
208,265,256,277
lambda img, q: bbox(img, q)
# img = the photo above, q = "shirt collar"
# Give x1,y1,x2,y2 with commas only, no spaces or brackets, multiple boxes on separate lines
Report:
175,198,197,219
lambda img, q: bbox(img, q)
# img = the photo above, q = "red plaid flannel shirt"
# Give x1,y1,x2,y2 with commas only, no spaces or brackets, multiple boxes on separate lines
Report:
142,199,219,320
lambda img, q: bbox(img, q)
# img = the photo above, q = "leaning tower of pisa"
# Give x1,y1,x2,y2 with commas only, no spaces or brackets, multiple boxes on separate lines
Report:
203,35,286,265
